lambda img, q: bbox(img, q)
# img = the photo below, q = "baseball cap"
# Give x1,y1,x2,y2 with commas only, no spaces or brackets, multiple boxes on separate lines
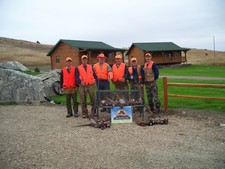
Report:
66,57,72,62
145,53,152,57
115,54,122,59
131,57,137,62
97,53,106,59
81,55,88,59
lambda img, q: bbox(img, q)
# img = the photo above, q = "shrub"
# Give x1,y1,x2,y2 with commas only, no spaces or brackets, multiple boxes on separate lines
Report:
34,66,40,72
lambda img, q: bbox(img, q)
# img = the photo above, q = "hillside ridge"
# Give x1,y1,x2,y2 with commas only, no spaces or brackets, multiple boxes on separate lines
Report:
0,37,225,69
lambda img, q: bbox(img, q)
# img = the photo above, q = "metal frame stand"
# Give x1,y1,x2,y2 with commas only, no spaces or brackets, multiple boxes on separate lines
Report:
95,90,146,119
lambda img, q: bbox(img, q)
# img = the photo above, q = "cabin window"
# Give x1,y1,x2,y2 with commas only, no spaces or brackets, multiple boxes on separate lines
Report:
175,52,180,57
108,53,113,58
164,52,172,58
56,55,60,63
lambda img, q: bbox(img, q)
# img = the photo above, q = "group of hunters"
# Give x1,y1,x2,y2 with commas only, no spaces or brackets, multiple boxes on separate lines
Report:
60,52,161,118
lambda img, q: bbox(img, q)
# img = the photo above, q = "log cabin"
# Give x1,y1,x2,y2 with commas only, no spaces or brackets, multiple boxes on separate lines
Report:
47,39,125,69
126,42,189,66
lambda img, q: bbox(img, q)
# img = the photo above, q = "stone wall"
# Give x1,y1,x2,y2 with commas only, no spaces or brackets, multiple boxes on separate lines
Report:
0,68,45,103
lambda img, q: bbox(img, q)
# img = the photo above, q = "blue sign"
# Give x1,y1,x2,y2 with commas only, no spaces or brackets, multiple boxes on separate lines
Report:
111,106,133,123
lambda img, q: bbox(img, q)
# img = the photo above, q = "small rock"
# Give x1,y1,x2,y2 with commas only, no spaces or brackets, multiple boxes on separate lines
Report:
220,123,225,127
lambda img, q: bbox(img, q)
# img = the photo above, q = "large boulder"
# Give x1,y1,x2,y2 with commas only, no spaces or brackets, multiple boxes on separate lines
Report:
36,69,61,96
0,61,29,71
0,68,45,103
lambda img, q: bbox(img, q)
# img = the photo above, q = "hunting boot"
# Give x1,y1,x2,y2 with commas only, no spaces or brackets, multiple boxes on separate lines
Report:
149,103,154,112
82,110,88,118
66,106,73,118
74,112,79,117
82,114,88,118
66,114,73,118
154,105,160,114
91,108,97,117
100,108,107,112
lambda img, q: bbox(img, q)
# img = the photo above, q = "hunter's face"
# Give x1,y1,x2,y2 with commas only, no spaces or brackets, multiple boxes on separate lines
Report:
99,58,105,64
132,60,137,66
82,58,87,64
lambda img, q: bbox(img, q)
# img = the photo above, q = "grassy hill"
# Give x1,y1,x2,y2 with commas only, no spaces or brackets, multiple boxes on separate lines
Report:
0,37,53,71
186,48,225,66
0,37,225,71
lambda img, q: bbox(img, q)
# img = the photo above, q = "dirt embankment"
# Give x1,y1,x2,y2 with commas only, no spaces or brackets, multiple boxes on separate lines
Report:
0,37,53,70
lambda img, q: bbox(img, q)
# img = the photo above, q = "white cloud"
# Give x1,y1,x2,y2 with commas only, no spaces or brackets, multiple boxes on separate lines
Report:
0,0,225,51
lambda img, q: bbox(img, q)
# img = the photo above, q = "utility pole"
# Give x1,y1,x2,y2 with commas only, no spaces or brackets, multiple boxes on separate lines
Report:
213,36,215,57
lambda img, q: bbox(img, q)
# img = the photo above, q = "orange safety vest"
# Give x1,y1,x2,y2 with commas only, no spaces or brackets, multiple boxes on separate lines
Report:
112,63,126,82
78,64,95,85
144,61,154,82
94,62,112,80
128,65,142,80
62,66,76,89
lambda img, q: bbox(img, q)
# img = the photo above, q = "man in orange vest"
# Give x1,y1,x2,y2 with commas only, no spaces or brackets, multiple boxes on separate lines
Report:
93,53,113,112
112,54,128,90
60,57,78,117
143,53,160,113
128,57,145,102
76,55,97,118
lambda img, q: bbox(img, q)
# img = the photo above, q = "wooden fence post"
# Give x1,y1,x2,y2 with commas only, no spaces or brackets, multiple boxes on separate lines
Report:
163,77,168,111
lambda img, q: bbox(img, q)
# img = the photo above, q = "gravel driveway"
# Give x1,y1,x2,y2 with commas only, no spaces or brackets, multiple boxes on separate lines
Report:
0,104,225,169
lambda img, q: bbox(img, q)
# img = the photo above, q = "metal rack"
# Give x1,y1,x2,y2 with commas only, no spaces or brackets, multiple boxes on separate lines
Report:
95,90,146,118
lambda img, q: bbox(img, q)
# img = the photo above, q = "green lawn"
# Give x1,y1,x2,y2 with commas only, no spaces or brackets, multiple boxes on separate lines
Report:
157,78,225,112
50,65,225,112
19,70,41,76
160,65,225,77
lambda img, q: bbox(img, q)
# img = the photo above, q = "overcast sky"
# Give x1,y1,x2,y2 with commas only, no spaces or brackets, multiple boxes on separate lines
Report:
1,0,225,51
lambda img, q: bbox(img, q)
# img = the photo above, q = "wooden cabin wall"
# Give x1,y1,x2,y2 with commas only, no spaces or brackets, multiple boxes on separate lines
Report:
50,43,79,69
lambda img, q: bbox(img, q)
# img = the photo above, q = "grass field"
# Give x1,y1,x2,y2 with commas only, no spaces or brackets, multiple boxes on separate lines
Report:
157,78,225,112
159,65,225,112
160,65,225,77
49,65,225,112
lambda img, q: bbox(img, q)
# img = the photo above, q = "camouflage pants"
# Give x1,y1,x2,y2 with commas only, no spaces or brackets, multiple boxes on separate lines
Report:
79,84,96,115
114,81,128,90
64,87,78,116
114,81,129,101
145,81,160,110
130,83,144,113
130,83,144,101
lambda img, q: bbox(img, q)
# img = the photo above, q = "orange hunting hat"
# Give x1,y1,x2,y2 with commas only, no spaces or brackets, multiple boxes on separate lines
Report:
81,55,88,59
115,54,122,59
66,57,72,61
131,57,137,62
97,53,106,59
145,53,152,57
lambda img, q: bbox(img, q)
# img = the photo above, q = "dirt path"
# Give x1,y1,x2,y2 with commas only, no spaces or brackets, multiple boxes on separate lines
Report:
0,104,225,169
